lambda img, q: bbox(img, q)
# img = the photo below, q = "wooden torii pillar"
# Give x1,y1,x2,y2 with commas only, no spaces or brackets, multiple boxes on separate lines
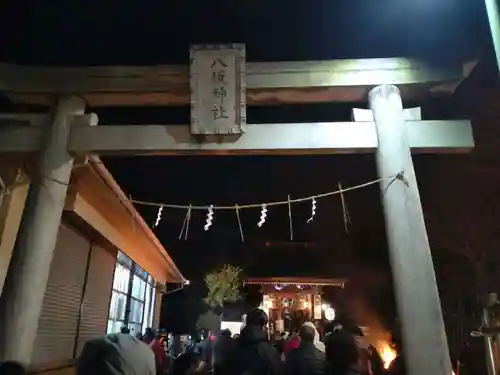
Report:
0,55,475,375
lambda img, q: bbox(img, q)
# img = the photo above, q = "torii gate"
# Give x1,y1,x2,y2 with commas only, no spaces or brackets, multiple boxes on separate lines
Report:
0,50,475,375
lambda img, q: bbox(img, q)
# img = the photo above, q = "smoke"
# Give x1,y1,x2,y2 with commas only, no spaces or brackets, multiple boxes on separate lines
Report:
348,295,392,347
344,267,394,348
345,275,397,369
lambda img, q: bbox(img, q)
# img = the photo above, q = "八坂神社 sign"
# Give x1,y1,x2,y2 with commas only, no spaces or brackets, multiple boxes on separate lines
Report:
190,44,246,135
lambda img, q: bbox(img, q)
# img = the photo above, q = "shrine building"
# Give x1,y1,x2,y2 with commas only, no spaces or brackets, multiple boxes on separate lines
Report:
245,277,346,336
0,156,185,374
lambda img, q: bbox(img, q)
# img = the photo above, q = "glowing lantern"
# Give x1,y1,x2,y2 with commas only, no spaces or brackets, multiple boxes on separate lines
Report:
324,307,336,321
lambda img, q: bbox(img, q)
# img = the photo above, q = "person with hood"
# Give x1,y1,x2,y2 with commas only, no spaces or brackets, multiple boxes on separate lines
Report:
77,331,156,375
302,322,325,353
226,308,283,375
285,323,326,375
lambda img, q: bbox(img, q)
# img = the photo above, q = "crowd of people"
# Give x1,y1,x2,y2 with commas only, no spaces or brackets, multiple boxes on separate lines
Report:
184,309,404,375
204,309,394,375
0,308,404,375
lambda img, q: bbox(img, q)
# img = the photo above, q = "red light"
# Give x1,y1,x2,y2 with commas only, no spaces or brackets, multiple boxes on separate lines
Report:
209,335,215,341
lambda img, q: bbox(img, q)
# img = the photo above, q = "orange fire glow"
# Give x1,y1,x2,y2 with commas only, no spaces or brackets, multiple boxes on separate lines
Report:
377,341,397,369
376,342,455,374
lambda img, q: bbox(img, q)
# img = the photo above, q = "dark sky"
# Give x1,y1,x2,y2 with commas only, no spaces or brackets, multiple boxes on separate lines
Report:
0,0,489,64
0,0,491,272
0,0,493,328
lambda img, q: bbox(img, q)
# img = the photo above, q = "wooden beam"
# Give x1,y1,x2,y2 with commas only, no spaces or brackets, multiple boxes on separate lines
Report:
0,120,474,155
0,113,96,153
66,164,185,284
0,114,47,126
69,120,472,155
88,156,185,283
0,126,45,152
0,58,469,107
70,122,377,155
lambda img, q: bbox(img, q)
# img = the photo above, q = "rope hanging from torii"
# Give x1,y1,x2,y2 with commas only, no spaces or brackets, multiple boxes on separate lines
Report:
141,171,408,242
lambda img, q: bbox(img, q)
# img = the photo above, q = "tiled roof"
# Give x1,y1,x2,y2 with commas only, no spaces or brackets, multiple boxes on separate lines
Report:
244,277,346,287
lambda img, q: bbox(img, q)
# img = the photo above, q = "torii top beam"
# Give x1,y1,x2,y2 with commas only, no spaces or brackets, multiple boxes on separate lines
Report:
0,58,476,107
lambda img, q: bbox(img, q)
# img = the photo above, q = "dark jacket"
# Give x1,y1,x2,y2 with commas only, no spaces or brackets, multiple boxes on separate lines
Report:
285,342,326,375
214,334,235,372
226,325,283,375
325,328,359,375
169,352,201,375
275,339,286,354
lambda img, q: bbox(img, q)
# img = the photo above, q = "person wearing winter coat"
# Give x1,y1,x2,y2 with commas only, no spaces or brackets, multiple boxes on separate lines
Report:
325,321,372,375
226,309,283,375
301,322,325,353
285,323,326,375
77,332,156,375
150,333,167,375
213,329,235,375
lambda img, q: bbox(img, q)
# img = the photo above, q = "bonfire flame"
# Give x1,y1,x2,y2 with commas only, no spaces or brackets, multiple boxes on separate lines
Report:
377,341,397,369
375,341,455,374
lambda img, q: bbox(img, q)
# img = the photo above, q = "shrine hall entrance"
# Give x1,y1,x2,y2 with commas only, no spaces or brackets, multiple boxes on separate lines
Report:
269,305,310,333
244,277,345,337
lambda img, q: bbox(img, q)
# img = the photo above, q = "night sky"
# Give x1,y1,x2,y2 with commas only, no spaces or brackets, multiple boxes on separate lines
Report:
0,0,493,331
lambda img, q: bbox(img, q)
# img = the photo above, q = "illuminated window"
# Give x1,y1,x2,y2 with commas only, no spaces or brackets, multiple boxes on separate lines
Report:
142,280,152,329
107,252,156,335
113,264,131,293
107,261,130,333
141,275,156,331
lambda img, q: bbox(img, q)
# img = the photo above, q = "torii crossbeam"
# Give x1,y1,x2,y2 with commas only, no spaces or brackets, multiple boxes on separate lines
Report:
0,56,475,375
0,117,472,155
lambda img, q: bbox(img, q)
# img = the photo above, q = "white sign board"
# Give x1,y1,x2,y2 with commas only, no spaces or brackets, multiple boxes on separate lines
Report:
190,44,246,135
221,321,243,336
